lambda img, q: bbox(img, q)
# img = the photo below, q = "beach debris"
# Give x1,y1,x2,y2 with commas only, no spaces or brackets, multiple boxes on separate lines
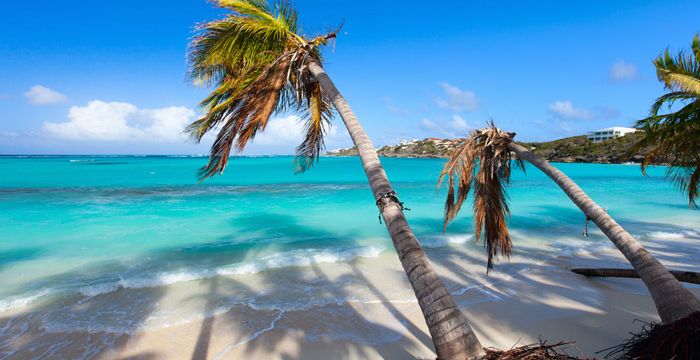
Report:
571,268,700,284
599,312,700,359
478,339,584,359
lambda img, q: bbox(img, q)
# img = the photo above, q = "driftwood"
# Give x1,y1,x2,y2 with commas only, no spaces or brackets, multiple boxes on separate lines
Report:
572,268,700,285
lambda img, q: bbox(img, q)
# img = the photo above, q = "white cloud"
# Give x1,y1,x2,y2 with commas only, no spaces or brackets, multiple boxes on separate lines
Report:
610,60,638,81
43,100,195,142
24,85,68,105
252,115,305,145
419,115,474,138
248,115,351,152
436,83,478,112
548,100,594,120
447,115,471,133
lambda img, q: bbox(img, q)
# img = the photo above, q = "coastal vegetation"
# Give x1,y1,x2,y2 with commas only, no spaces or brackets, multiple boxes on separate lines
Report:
440,124,700,359
328,133,650,164
634,34,700,208
187,0,483,357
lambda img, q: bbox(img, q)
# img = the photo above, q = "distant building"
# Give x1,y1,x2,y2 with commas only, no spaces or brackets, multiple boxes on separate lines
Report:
586,127,637,143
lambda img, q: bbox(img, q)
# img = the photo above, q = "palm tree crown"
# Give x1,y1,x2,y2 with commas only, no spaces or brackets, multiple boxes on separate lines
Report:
635,34,700,207
188,0,337,179
439,123,524,270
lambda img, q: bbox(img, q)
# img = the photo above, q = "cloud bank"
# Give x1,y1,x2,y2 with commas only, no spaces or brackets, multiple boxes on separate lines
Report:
41,101,352,154
43,100,195,142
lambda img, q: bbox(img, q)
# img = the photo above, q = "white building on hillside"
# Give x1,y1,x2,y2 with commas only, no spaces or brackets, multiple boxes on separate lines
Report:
586,127,637,143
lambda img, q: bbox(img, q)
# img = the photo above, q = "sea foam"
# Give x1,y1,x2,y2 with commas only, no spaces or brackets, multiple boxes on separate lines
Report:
0,289,53,312
78,246,385,298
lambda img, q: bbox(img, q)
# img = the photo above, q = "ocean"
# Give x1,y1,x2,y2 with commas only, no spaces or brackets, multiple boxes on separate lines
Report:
0,155,698,357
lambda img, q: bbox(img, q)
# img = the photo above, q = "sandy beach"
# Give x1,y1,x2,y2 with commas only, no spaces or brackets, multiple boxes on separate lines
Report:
2,228,698,359
3,0,700,358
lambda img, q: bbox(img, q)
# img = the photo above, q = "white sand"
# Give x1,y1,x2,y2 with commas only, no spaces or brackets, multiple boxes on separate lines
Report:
2,232,699,359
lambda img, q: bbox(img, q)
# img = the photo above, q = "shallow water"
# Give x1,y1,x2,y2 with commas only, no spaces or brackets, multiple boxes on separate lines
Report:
0,155,698,352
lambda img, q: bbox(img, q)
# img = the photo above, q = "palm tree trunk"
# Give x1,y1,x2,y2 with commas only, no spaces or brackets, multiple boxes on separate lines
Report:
308,61,483,359
509,142,700,324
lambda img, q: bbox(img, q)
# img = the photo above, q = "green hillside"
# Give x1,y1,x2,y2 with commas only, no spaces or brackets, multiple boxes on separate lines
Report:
327,133,650,164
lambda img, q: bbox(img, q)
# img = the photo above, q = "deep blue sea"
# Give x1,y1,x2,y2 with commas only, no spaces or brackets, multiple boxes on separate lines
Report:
0,155,698,326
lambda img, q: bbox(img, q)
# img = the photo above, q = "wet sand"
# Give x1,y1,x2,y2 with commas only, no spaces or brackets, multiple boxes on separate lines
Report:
2,231,699,359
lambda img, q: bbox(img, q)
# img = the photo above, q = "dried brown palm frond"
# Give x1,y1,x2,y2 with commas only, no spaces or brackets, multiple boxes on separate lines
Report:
479,340,582,360
599,312,700,360
187,0,337,181
438,122,524,270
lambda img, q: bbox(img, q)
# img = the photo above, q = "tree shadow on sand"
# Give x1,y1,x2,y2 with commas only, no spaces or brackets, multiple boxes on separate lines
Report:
420,209,700,357
181,212,432,359
0,277,165,359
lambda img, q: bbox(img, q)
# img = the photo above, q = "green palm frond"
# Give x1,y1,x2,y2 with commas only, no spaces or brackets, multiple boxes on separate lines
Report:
659,72,700,96
654,40,700,96
667,161,700,208
439,122,524,271
188,0,339,180
648,91,698,117
188,16,287,85
635,34,700,207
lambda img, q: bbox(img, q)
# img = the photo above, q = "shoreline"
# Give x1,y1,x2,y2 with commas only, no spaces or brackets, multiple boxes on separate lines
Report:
2,229,698,359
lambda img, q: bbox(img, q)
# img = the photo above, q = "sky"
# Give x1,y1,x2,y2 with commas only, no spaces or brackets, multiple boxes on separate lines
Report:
1,0,699,155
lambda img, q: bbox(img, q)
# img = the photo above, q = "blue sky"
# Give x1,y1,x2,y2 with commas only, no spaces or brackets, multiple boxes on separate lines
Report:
1,0,699,155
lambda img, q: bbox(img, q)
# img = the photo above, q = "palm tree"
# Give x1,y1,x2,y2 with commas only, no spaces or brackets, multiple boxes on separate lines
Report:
187,1,483,358
634,34,700,208
441,124,700,325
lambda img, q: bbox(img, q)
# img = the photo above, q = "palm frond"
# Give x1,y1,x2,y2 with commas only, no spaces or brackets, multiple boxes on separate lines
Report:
653,37,700,96
194,55,291,180
189,0,338,180
439,122,523,270
659,72,700,96
647,91,698,117
634,34,700,206
293,80,332,173
438,139,476,230
188,16,288,85
667,162,700,208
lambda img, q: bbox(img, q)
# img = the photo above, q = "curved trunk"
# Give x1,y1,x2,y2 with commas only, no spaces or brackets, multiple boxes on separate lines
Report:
510,142,700,324
309,61,483,359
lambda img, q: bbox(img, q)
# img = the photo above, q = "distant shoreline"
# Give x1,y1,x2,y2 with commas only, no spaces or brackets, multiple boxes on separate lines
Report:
326,133,653,165
0,153,652,166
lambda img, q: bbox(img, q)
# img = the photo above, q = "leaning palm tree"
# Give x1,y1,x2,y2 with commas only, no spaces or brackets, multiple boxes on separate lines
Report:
187,0,482,358
440,124,700,351
634,33,700,208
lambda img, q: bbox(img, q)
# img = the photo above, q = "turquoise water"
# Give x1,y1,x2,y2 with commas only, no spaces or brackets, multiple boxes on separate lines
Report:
0,155,698,313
